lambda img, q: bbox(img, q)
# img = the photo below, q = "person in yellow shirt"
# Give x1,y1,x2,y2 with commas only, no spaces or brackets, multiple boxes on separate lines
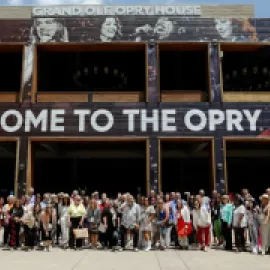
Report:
68,195,86,249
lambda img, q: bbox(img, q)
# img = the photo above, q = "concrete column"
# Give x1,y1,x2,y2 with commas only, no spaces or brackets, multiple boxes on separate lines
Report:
147,42,159,103
16,137,29,197
210,42,222,103
16,44,35,197
214,137,226,194
148,137,159,195
21,44,35,103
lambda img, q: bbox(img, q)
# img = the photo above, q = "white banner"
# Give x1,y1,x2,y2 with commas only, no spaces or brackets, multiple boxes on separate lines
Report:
32,5,201,17
0,108,262,133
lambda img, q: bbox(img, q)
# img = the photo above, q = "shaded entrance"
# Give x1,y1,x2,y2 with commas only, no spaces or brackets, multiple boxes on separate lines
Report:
31,139,147,197
0,141,17,198
225,139,270,198
160,139,214,196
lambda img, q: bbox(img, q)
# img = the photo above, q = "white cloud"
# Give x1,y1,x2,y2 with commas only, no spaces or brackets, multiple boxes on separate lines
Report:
7,0,24,5
35,0,103,5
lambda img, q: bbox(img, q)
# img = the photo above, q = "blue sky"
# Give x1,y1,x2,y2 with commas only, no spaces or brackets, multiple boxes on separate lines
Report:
2,0,269,18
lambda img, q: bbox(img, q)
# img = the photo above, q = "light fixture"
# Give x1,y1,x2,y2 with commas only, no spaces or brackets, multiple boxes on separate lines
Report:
73,65,128,89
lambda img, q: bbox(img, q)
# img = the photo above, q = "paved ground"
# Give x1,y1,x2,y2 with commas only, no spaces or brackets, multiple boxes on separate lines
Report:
0,248,269,270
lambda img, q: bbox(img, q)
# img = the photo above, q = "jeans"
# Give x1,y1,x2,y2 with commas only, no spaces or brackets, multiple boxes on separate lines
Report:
60,217,69,246
248,223,259,249
165,226,172,247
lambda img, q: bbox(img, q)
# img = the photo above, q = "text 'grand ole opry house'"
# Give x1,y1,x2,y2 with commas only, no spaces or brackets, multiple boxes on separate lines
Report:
0,4,269,198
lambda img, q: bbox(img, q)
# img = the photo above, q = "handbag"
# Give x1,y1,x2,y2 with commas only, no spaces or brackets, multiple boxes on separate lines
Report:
98,223,107,233
73,228,89,239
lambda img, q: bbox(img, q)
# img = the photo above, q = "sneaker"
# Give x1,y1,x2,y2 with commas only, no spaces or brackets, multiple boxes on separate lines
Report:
144,246,151,252
261,250,265,256
118,248,123,252
133,248,139,252
252,247,258,254
126,240,132,249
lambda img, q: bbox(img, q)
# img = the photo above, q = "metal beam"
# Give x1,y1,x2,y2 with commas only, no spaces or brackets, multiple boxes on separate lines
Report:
0,144,14,154
185,142,208,157
34,150,145,159
40,143,59,154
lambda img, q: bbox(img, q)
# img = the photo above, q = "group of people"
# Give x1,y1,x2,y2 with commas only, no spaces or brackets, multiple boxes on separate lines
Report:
0,188,270,255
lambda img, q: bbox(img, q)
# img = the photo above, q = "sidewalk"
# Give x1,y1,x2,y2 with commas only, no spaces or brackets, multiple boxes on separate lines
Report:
0,248,269,270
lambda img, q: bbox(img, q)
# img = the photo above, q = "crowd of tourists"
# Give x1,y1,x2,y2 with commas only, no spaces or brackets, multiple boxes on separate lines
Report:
0,188,270,255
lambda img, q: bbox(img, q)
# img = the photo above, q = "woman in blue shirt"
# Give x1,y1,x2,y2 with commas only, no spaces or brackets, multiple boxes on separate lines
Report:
220,195,233,251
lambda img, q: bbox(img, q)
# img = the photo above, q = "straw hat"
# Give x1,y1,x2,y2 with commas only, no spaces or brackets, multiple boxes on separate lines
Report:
261,194,269,200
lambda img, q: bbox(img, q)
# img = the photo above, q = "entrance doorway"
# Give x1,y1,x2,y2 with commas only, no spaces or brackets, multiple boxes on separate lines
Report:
28,138,148,198
0,139,17,198
159,138,215,196
225,138,270,198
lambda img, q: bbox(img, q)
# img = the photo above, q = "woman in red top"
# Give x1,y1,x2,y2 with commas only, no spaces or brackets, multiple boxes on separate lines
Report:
176,199,192,249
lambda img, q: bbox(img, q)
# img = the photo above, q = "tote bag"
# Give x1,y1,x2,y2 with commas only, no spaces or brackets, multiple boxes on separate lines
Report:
73,228,89,239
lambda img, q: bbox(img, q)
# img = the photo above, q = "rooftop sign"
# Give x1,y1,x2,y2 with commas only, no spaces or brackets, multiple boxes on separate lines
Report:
32,5,201,17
